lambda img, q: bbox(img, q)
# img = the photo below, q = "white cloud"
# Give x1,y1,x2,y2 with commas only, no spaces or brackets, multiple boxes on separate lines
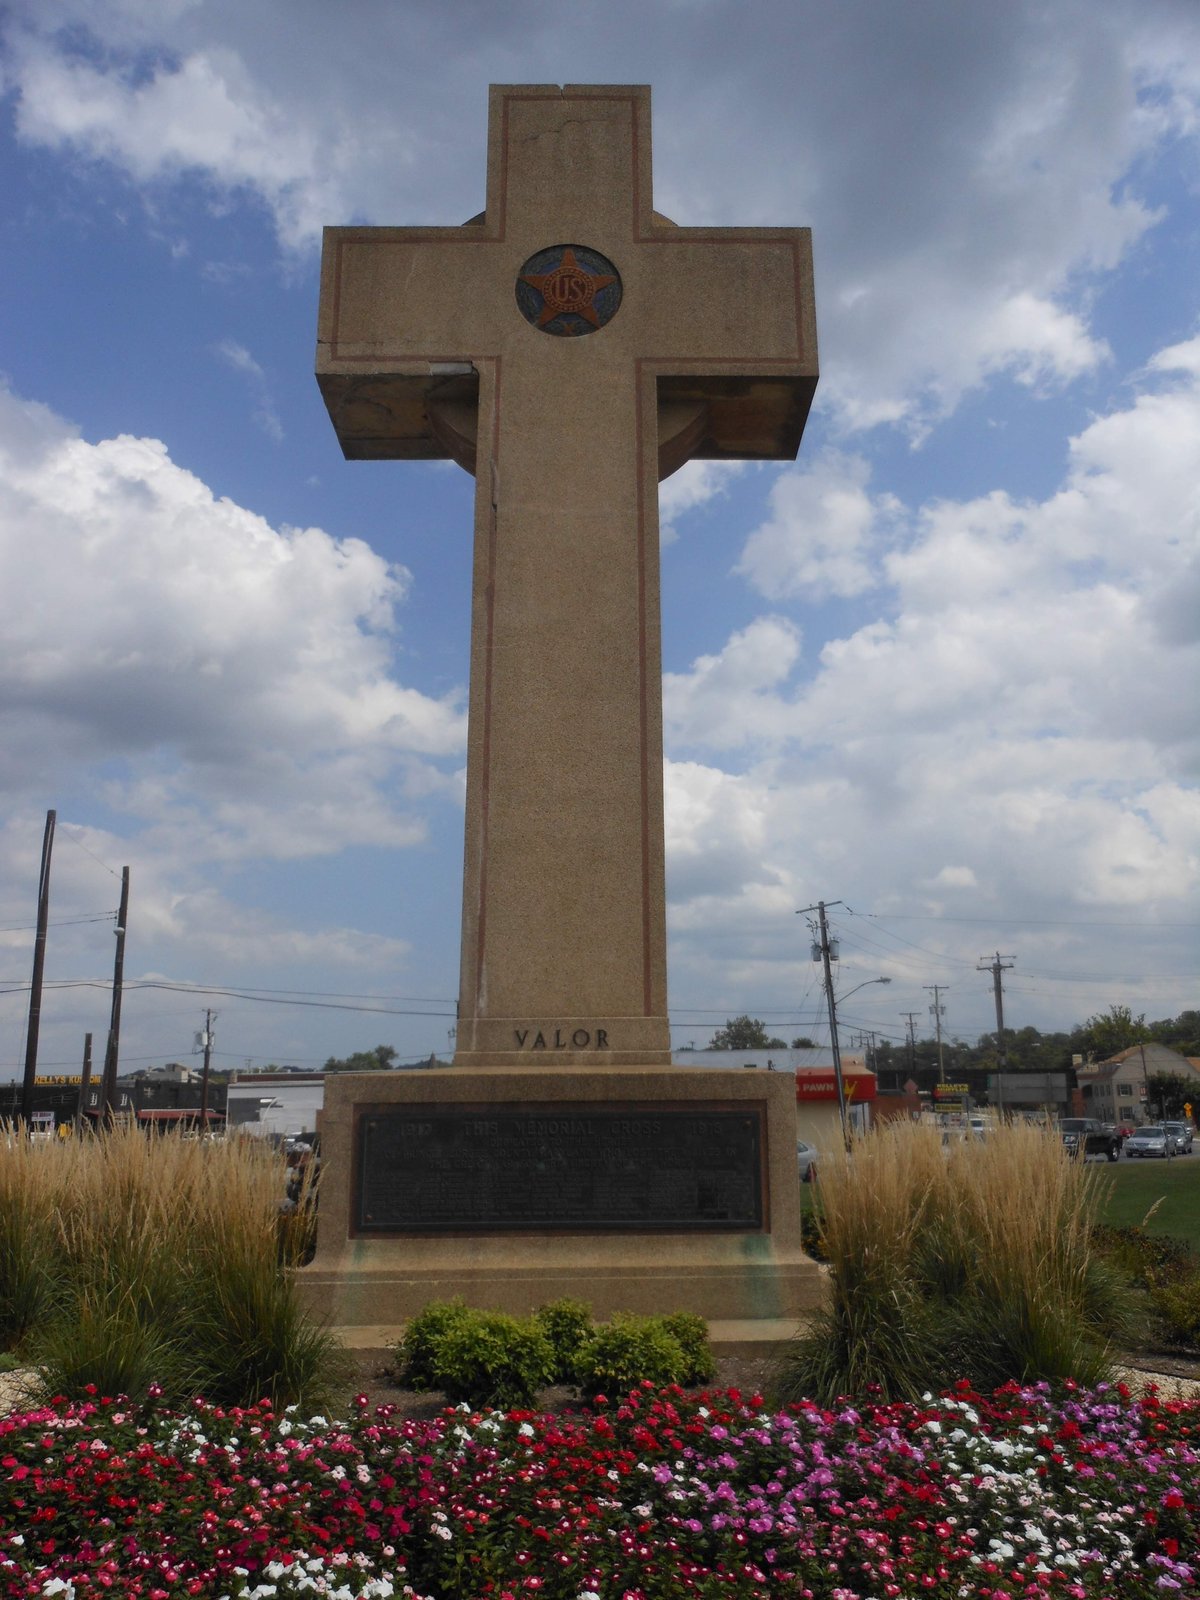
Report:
214,338,282,441
0,383,467,864
660,334,1200,1026
659,460,744,540
663,617,801,750
736,451,901,600
5,1,1198,429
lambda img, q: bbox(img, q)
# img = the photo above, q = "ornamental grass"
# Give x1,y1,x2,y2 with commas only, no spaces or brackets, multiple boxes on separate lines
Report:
0,1124,346,1412
1,1379,1197,1597
778,1119,1133,1405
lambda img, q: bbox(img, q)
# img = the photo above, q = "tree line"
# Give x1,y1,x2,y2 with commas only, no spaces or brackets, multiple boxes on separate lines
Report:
693,1005,1199,1073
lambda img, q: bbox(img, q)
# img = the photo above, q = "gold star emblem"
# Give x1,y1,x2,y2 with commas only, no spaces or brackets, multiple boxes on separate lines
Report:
519,247,618,329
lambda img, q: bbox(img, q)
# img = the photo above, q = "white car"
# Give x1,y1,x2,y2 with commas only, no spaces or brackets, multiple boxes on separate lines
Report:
1124,1125,1177,1159
1164,1122,1194,1154
797,1140,818,1183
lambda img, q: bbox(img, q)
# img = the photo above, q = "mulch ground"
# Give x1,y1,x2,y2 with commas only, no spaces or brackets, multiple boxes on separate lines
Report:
338,1346,1200,1422
341,1348,780,1422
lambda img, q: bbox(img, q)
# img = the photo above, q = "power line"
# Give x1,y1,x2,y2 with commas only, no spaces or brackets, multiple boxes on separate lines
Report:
59,824,122,879
857,910,1199,929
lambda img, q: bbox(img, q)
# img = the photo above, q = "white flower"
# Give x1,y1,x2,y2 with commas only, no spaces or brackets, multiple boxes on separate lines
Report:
518,1421,535,1437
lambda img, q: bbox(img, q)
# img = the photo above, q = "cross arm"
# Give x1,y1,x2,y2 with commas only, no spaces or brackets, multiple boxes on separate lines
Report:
315,224,495,464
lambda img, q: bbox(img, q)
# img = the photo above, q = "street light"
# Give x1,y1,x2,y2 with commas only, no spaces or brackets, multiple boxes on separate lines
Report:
798,901,893,1147
837,977,893,1007
827,976,891,1144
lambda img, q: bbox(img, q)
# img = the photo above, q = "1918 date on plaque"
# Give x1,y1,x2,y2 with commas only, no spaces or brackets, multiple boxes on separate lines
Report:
356,1104,765,1233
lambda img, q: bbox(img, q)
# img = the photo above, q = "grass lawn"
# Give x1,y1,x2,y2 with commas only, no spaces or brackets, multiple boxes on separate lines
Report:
1094,1150,1200,1247
801,1150,1200,1250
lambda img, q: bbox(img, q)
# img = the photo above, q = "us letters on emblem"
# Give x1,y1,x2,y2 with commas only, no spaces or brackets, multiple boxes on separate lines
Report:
513,1027,610,1050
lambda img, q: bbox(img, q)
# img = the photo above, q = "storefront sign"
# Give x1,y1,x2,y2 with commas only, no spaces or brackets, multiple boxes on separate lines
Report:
795,1072,876,1103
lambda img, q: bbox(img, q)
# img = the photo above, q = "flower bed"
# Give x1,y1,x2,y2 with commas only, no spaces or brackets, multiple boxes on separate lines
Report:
1,1380,1196,1599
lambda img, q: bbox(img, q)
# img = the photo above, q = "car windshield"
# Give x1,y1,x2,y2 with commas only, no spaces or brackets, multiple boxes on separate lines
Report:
1138,1127,1165,1136
1060,1121,1087,1131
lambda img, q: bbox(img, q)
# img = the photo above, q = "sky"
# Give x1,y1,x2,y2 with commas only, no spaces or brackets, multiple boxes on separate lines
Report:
0,0,1197,1080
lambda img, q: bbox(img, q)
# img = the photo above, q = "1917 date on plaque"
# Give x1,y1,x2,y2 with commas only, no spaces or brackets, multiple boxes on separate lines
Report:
355,1104,765,1233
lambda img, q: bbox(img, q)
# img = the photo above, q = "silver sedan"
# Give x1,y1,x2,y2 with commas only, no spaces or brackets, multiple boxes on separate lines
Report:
1124,1125,1177,1158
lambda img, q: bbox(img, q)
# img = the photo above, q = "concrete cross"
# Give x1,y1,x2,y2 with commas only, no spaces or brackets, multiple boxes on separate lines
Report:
317,84,817,1069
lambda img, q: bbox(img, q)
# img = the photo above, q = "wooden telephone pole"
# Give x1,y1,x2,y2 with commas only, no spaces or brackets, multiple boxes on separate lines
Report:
99,867,130,1121
21,809,56,1126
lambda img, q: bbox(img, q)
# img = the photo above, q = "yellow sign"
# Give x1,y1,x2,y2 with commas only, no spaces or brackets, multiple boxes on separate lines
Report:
935,1083,970,1096
40,1075,82,1085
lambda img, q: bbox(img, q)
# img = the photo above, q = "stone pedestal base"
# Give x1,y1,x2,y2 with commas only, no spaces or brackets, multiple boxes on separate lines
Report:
296,1066,824,1329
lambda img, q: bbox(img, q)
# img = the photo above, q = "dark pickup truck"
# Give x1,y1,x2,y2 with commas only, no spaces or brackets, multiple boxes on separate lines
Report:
1059,1118,1121,1161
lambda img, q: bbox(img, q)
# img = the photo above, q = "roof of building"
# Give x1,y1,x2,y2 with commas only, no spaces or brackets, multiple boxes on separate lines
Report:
671,1047,870,1073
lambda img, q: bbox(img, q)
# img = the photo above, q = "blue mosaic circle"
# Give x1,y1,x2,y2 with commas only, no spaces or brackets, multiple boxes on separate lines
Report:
515,244,622,337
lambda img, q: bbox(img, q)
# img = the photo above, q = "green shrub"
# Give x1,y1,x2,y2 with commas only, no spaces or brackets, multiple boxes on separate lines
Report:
657,1312,715,1384
36,1286,195,1404
1148,1274,1200,1351
0,1132,61,1351
572,1314,689,1396
433,1311,557,1408
1092,1224,1197,1288
775,1121,1118,1406
5,1126,346,1411
393,1299,474,1390
189,1254,351,1411
534,1298,594,1381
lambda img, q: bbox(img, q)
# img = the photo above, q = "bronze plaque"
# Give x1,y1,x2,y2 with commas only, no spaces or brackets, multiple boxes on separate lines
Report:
356,1103,764,1232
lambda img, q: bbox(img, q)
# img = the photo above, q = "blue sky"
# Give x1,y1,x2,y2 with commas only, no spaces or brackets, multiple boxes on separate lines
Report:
0,0,1197,1078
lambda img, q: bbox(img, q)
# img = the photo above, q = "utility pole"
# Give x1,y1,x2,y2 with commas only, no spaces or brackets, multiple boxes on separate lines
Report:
100,866,130,1123
978,952,1015,1113
198,1010,216,1129
798,898,849,1145
901,1011,919,1080
924,984,948,1084
76,1032,93,1134
21,809,56,1126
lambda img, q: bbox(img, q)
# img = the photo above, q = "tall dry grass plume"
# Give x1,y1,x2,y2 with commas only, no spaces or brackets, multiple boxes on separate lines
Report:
0,1125,346,1408
777,1118,1119,1404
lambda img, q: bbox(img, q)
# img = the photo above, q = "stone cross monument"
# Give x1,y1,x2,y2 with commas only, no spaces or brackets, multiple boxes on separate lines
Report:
317,84,816,1070
305,86,821,1336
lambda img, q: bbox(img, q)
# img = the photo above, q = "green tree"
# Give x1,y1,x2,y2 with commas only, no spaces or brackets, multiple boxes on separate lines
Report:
1071,1005,1147,1062
790,1036,818,1049
1148,1010,1200,1059
323,1045,399,1073
1146,1072,1192,1122
706,1015,787,1050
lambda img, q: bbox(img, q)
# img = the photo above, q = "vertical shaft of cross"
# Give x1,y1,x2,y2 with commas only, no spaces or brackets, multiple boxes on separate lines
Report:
454,90,670,1067
316,83,817,1071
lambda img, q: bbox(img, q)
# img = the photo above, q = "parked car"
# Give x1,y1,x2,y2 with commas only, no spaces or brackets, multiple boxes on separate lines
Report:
1124,1125,1177,1159
1058,1118,1121,1162
797,1140,818,1183
1164,1122,1194,1154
